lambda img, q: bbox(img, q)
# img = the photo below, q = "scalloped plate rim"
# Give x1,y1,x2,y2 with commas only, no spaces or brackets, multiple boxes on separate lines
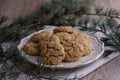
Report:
17,28,104,69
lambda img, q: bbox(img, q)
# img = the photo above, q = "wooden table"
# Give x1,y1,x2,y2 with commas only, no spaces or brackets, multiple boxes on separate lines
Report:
0,0,120,80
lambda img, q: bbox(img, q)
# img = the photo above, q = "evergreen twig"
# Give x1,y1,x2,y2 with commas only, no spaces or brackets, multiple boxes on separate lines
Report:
0,15,7,26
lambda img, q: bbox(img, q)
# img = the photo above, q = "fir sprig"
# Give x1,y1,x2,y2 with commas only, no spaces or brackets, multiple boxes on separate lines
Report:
0,26,29,42
88,6,120,19
102,28,120,57
21,0,92,26
109,28,120,51
0,15,7,26
13,16,28,26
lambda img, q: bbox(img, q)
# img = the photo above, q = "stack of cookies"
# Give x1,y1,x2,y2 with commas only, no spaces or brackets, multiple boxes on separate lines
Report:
23,26,93,65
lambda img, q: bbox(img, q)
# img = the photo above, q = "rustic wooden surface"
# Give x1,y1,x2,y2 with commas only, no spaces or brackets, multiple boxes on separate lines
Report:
0,0,120,80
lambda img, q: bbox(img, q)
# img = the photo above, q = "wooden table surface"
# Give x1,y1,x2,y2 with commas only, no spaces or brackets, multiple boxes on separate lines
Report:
0,0,120,80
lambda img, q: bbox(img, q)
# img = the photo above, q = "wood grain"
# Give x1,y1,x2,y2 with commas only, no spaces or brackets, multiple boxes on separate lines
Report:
81,55,120,80
0,0,120,80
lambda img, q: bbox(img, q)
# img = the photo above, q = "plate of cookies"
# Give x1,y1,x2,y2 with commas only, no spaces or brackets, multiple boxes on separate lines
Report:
18,26,104,69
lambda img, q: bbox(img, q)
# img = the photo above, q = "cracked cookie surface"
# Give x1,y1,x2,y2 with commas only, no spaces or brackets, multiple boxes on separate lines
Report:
35,32,65,65
55,32,83,62
64,41,84,62
23,42,39,56
30,31,52,43
40,42,65,65
39,34,61,56
73,32,93,56
55,32,74,43
53,26,74,34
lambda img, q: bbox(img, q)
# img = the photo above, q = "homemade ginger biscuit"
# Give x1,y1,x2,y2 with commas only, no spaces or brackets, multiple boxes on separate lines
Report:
49,34,60,43
23,26,93,65
30,31,51,43
40,42,65,65
39,34,61,56
23,42,39,56
55,32,83,61
55,32,74,43
63,41,84,62
53,26,74,34
73,32,93,56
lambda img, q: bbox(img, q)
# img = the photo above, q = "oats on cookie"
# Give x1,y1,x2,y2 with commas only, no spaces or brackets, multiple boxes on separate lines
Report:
53,26,74,34
23,42,39,56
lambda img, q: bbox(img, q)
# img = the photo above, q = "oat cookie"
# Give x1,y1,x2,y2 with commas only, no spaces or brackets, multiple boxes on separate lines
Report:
73,32,93,56
55,32,74,44
64,41,83,62
49,34,60,43
40,42,65,65
30,31,51,43
55,32,83,61
23,42,39,56
53,26,74,34
23,27,93,65
39,34,60,56
38,34,65,65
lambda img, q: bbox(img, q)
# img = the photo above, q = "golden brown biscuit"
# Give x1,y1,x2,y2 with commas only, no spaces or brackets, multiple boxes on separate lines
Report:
23,28,93,65
38,33,65,65
63,41,84,62
55,32,83,62
53,26,74,34
30,31,51,43
55,32,74,43
49,34,60,43
23,42,39,56
73,32,93,56
38,34,60,55
40,42,65,65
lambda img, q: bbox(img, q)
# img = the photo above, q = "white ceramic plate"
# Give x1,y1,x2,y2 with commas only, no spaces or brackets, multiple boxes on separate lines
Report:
17,26,104,69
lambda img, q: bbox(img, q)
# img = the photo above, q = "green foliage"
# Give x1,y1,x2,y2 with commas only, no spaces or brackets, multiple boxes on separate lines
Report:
109,28,120,51
102,28,120,57
91,6,120,19
0,15,7,26
0,26,29,42
102,50,115,57
0,72,6,80
21,0,92,26
13,16,28,26
39,2,53,15
56,0,78,14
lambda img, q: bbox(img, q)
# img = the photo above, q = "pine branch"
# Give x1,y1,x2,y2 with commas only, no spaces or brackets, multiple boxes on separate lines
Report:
109,28,120,51
0,15,7,26
88,7,120,19
13,16,27,26
0,26,29,42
